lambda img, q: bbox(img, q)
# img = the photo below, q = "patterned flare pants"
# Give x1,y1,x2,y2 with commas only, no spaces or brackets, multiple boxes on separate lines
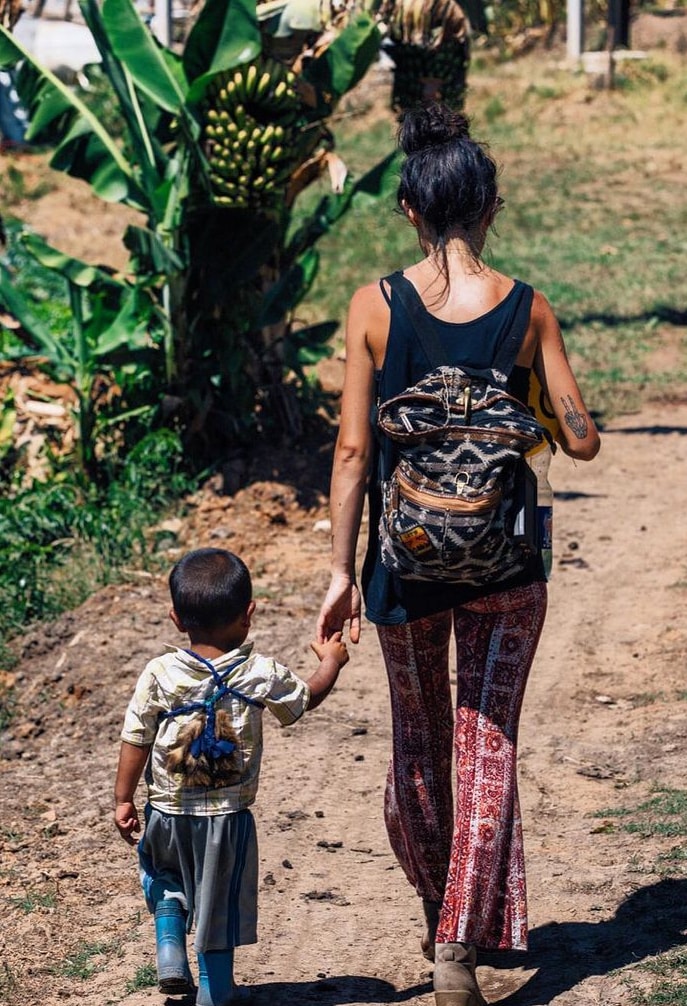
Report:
376,581,547,951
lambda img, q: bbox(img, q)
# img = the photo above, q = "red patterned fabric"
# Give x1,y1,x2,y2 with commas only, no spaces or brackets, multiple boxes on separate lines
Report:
376,581,547,951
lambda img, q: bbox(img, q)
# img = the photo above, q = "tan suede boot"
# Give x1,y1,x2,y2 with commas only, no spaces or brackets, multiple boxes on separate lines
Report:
433,942,487,1006
421,900,441,962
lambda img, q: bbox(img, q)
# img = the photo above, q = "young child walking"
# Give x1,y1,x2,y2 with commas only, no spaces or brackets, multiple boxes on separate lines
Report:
114,547,348,1005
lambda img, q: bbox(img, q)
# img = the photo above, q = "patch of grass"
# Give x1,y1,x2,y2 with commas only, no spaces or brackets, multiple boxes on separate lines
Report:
483,96,507,122
591,787,687,843
0,165,54,209
57,941,114,980
627,948,687,1005
0,427,197,660
0,962,17,998
630,692,664,707
526,84,564,100
10,889,57,913
125,963,158,992
301,51,687,424
0,685,16,729
658,846,687,868
0,825,22,842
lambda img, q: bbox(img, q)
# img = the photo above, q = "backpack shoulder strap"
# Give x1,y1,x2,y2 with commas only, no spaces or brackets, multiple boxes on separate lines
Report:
382,271,445,369
492,282,535,377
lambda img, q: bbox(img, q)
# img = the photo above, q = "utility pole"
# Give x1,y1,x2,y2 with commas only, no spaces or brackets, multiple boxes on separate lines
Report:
567,0,584,61
153,0,172,47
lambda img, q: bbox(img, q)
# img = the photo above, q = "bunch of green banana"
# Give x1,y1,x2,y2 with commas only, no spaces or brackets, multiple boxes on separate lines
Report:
390,39,469,111
203,58,301,210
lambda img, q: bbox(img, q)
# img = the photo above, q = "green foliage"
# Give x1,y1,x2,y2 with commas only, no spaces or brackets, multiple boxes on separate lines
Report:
591,788,687,840
0,163,54,207
0,0,388,475
0,684,17,729
125,964,158,992
10,889,57,913
0,429,195,641
626,949,687,1006
57,941,114,979
0,227,162,481
0,963,17,1000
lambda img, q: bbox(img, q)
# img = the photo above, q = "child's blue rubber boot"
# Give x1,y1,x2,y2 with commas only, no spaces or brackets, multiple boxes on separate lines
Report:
196,949,235,1006
154,898,194,994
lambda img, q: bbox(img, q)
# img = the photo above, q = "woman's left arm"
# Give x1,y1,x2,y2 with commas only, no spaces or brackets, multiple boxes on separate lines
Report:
532,291,601,461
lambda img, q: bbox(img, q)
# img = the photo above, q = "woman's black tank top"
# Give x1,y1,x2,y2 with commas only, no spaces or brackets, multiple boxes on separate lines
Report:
361,271,544,626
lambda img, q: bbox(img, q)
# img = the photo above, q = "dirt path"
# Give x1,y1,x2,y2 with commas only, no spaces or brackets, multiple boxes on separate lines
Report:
2,402,687,1006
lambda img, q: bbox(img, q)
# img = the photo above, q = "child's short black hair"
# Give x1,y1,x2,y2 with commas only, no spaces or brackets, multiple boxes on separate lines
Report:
169,549,252,630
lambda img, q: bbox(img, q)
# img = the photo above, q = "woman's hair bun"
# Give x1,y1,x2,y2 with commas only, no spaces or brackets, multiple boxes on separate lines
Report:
398,103,471,155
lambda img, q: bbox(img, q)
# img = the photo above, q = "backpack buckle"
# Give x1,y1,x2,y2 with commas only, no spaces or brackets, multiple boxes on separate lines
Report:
455,472,470,495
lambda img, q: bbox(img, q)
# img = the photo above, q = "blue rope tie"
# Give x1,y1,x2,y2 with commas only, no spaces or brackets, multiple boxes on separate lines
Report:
161,651,264,764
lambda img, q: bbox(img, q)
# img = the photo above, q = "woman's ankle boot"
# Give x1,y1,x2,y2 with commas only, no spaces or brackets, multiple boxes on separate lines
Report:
154,898,193,993
196,949,234,1006
434,942,487,1006
421,899,442,962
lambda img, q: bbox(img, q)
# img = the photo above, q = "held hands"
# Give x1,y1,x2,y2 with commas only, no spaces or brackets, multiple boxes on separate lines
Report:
316,572,361,645
310,631,350,670
114,801,141,846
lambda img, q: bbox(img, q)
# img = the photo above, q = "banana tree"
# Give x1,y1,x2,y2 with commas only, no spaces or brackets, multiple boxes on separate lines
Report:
0,232,162,480
0,0,386,473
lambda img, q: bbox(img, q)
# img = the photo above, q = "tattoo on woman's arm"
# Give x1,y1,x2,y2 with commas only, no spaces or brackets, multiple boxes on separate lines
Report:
561,395,588,439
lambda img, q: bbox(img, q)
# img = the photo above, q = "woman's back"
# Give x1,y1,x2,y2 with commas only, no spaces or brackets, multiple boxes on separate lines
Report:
364,262,539,374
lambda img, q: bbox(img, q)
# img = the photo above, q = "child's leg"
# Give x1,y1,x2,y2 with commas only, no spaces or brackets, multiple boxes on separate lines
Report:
139,840,193,992
155,898,194,993
196,949,234,1006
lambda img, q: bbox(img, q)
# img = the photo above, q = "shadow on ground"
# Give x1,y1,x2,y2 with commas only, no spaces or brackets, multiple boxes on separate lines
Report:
247,976,432,1004
482,878,687,1005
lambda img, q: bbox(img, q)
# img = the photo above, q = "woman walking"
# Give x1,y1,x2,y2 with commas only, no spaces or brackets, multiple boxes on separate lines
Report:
316,103,600,1006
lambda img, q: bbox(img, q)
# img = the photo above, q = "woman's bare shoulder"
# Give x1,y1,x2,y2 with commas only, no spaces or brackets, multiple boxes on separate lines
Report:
349,280,386,311
530,287,557,324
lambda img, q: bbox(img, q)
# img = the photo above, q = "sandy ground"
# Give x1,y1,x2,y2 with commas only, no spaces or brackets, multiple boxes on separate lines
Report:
1,399,687,1006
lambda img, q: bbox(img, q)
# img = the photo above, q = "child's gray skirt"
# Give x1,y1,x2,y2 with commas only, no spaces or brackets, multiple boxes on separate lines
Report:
138,804,258,952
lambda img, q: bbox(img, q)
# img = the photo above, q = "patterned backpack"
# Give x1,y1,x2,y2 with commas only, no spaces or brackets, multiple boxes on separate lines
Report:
377,273,548,586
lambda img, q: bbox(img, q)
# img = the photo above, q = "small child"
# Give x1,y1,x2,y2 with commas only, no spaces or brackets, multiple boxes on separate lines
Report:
114,547,348,1005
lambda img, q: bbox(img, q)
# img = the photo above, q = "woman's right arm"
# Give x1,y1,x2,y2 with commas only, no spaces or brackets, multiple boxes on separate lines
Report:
316,285,379,644
531,291,601,461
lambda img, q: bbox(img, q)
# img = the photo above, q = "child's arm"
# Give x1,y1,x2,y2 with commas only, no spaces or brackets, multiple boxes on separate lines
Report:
114,740,150,846
306,632,349,710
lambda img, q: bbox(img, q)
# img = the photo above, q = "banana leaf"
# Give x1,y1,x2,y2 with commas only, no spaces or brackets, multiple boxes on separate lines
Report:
284,320,337,374
184,0,262,103
350,149,401,209
90,287,157,358
20,233,127,291
301,13,380,113
7,236,158,370
0,262,70,366
257,247,319,328
100,0,188,115
124,225,186,276
80,0,171,188
284,152,399,264
0,26,146,209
